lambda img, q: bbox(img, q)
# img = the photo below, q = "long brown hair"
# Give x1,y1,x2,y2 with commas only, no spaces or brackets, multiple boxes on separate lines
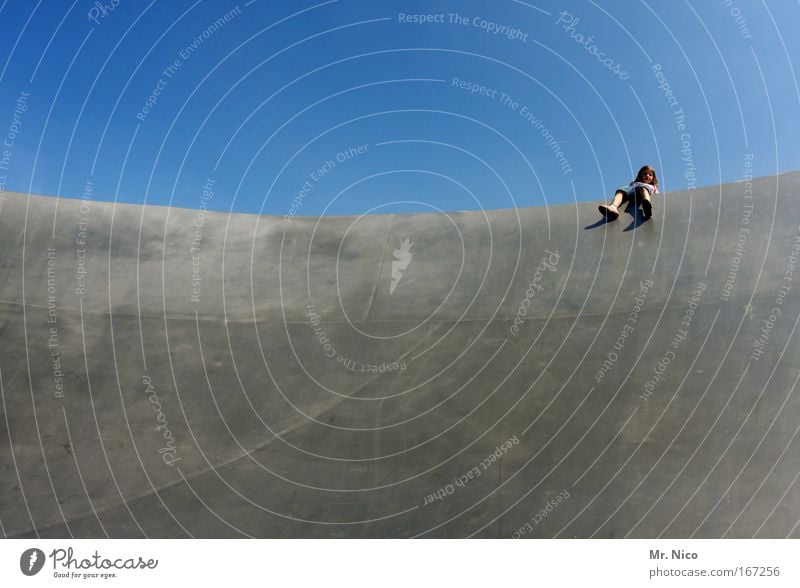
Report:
635,165,658,188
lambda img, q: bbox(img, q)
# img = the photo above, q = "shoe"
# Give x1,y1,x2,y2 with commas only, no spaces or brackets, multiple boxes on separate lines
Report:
641,198,652,218
599,204,619,220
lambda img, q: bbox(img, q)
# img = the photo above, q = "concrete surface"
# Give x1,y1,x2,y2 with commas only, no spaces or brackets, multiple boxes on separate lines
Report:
1,171,799,538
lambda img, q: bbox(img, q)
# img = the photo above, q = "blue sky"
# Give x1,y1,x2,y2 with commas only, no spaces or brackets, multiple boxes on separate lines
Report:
0,0,797,217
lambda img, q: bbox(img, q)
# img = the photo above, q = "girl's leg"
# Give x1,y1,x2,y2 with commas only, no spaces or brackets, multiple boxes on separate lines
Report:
610,190,626,208
636,186,652,217
599,190,626,220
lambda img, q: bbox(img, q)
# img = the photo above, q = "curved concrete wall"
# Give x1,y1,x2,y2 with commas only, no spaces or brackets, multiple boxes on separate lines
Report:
1,171,799,537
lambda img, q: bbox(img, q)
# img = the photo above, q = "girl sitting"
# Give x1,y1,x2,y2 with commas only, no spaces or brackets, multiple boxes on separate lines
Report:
599,165,659,220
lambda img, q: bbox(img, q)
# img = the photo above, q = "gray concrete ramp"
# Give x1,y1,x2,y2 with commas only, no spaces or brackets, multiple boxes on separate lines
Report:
1,171,800,537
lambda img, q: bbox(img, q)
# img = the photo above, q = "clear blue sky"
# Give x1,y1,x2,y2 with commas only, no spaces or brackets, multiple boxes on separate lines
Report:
0,0,797,217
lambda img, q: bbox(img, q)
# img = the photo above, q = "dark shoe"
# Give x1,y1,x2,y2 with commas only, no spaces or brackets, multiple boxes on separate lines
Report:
641,198,652,219
599,204,619,221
